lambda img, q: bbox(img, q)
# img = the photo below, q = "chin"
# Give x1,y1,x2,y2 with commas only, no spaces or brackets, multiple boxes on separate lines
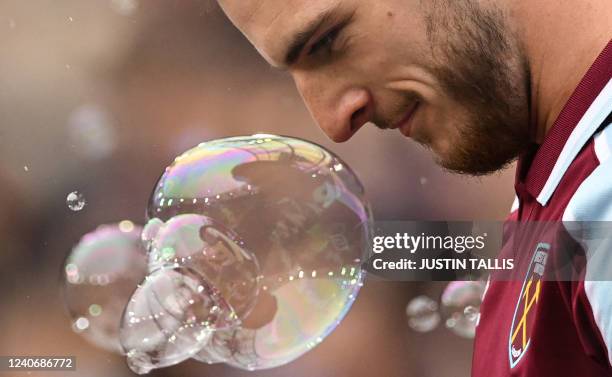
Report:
431,143,499,176
438,153,515,176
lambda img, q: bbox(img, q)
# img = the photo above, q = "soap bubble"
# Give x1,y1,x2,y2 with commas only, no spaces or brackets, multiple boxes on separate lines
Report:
440,281,486,338
67,191,86,211
144,214,260,320
120,267,238,374
68,104,117,160
111,0,138,16
463,305,478,322
61,223,146,353
406,295,440,333
146,134,372,370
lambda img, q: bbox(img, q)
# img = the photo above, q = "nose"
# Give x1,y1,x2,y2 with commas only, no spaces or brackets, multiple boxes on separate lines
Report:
294,75,374,142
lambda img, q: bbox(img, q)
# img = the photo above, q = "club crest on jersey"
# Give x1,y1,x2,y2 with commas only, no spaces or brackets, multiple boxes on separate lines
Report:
508,242,550,368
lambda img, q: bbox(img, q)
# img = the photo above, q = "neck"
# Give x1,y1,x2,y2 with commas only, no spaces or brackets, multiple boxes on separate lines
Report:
509,0,611,143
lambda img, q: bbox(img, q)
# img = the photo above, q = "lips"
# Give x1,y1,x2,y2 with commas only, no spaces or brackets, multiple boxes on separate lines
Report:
393,102,420,137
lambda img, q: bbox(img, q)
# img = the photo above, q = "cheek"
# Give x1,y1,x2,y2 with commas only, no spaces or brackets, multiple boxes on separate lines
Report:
380,4,433,62
419,98,472,147
333,36,388,85
371,88,408,120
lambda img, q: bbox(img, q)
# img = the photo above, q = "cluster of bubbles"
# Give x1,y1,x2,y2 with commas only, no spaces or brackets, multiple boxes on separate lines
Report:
62,135,372,374
405,280,487,339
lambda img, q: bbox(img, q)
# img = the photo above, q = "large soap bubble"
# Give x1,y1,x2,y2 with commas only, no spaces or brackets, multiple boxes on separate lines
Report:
146,134,372,370
61,222,147,353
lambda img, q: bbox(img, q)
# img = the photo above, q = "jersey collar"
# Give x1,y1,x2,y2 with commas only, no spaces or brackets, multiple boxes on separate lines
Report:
517,40,612,206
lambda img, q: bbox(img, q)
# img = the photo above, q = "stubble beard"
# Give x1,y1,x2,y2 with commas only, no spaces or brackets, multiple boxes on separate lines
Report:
424,0,531,175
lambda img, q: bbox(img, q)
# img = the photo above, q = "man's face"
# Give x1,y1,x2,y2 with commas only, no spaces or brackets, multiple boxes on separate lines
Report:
219,0,531,175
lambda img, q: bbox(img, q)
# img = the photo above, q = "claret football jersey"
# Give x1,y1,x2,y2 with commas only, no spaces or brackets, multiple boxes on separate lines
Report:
472,40,612,376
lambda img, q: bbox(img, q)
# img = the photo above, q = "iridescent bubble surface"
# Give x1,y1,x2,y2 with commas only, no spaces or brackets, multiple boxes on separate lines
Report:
146,134,372,370
406,295,440,333
61,222,146,353
440,281,486,338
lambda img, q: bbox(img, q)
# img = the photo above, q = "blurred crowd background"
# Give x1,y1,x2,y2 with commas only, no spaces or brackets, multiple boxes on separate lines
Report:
0,1,515,376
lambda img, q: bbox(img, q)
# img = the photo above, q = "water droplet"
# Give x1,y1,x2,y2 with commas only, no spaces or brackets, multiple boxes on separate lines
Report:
66,191,86,211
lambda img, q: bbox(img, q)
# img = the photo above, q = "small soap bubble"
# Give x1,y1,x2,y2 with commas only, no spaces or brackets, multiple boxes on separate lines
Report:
464,305,479,322
440,281,486,338
406,295,440,333
62,223,146,353
145,214,260,321
120,267,236,374
141,217,164,251
89,304,103,317
66,191,86,211
23,165,29,172
67,104,117,160
119,220,135,233
110,0,139,16
74,317,90,331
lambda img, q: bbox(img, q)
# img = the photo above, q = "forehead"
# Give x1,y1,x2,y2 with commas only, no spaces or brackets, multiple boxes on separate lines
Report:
219,0,342,66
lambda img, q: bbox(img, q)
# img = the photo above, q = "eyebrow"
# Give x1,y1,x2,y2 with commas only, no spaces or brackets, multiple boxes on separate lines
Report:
282,7,340,67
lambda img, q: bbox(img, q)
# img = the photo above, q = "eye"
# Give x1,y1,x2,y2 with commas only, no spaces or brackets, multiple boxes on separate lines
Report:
307,26,341,56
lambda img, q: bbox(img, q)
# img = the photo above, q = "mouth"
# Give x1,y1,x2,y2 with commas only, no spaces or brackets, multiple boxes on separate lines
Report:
391,101,420,137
